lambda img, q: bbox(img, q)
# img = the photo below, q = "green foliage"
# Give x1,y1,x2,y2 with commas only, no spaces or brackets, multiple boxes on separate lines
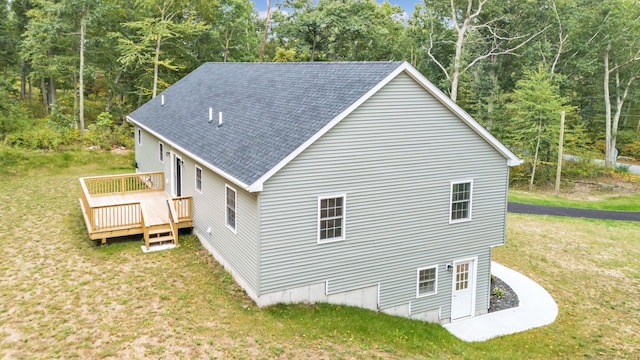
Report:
84,112,133,149
496,67,577,184
492,287,505,298
273,0,405,62
560,158,606,180
272,47,296,62
616,130,639,150
0,76,31,139
621,141,640,159
614,164,630,174
4,124,79,150
46,104,75,130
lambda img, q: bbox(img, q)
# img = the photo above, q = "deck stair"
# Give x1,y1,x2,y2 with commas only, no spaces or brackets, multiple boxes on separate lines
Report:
147,224,175,246
141,200,180,250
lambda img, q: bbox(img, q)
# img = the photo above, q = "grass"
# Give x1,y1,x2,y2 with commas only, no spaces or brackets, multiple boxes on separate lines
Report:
1,147,639,358
509,189,640,211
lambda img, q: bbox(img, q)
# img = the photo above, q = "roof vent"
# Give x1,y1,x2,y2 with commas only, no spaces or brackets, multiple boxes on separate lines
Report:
218,112,223,127
208,107,213,123
161,95,165,106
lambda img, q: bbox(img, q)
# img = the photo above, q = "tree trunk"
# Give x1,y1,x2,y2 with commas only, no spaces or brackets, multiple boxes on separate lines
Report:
49,77,56,106
310,37,316,62
41,79,48,114
20,60,26,100
258,0,272,62
450,26,465,103
152,34,161,98
224,32,230,62
79,6,86,134
106,70,122,112
529,118,543,191
604,43,613,168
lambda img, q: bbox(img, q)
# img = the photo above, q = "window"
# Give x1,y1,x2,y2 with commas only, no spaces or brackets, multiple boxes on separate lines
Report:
455,263,470,291
416,266,438,297
137,128,142,145
195,166,202,193
159,142,164,163
450,180,473,222
225,185,236,232
318,195,345,243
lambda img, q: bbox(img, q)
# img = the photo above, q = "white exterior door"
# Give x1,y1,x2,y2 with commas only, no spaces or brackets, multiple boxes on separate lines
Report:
451,258,476,320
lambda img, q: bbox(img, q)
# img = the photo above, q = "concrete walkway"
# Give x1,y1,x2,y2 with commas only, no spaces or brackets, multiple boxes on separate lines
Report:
443,262,558,342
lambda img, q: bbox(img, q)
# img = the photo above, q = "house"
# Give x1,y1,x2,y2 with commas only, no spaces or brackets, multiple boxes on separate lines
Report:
126,61,521,323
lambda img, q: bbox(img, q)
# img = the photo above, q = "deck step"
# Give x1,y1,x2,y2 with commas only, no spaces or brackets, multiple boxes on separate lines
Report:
148,235,174,244
149,227,172,235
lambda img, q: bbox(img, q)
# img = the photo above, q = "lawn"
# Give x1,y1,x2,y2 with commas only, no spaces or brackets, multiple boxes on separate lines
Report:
509,189,640,211
1,148,639,359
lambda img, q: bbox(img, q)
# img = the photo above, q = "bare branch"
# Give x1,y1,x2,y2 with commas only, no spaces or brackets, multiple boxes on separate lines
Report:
550,0,565,74
608,54,640,73
464,25,550,72
450,0,460,32
468,0,488,22
425,23,450,80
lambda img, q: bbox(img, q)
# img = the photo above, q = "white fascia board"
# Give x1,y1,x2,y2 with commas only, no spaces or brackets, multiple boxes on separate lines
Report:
399,63,523,167
246,63,409,192
126,115,252,192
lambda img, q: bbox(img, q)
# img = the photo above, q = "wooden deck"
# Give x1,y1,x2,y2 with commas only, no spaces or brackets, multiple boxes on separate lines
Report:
79,172,192,249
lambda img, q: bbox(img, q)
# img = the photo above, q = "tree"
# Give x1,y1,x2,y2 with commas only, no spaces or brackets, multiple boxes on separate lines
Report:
413,0,546,102
599,4,640,167
258,0,272,62
498,67,576,188
274,0,404,62
114,0,208,98
20,0,77,113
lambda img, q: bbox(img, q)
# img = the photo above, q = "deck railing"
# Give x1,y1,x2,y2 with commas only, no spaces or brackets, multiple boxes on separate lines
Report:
92,202,142,231
81,172,164,196
79,172,192,243
172,197,192,223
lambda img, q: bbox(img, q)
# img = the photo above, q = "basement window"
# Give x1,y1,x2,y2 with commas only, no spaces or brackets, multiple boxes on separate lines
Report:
416,266,438,297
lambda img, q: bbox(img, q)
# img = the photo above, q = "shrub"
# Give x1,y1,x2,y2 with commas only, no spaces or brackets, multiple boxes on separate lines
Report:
621,141,640,159
84,112,134,149
561,158,604,180
615,164,630,174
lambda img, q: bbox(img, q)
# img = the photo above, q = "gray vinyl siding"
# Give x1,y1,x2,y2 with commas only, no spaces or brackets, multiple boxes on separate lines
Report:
135,128,260,294
179,154,260,294
259,72,508,315
135,128,164,174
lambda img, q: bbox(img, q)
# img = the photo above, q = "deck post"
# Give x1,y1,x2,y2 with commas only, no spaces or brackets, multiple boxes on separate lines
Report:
101,238,106,245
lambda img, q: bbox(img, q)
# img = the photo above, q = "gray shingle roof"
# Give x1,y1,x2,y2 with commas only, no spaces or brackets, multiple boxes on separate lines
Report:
128,61,404,187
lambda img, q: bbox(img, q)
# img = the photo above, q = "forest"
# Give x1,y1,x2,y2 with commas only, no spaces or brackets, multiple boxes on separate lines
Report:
1,0,639,185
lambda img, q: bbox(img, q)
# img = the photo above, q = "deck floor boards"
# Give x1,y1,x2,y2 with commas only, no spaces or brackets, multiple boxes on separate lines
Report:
90,191,171,226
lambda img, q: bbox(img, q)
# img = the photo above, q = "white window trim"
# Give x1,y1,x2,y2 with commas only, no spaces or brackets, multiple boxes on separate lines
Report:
449,179,473,224
159,142,164,163
317,194,346,244
225,184,237,234
195,165,203,194
416,265,438,298
137,128,142,146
